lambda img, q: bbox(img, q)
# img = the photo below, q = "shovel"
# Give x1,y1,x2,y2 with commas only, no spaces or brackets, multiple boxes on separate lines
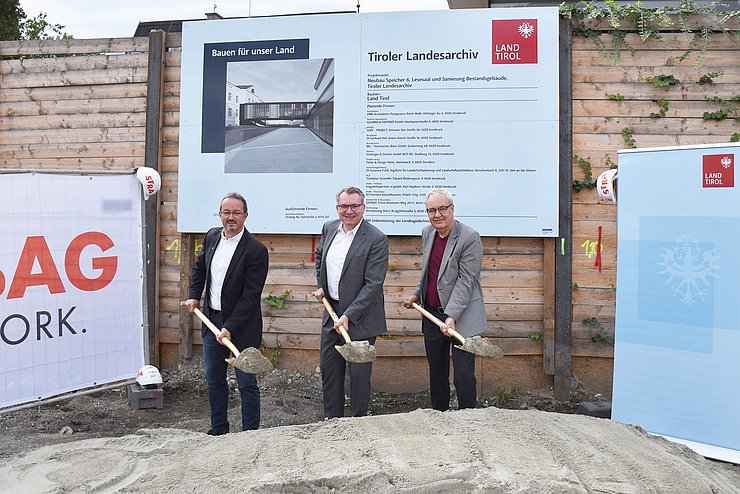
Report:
411,302,503,359
320,297,376,363
191,307,273,374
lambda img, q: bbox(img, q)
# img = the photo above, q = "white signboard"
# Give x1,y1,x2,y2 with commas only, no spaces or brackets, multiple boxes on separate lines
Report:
613,143,740,463
0,174,145,408
178,8,560,236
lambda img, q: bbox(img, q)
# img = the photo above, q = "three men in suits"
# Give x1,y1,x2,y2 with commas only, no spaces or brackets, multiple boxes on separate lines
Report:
403,188,486,411
313,186,389,418
184,192,269,434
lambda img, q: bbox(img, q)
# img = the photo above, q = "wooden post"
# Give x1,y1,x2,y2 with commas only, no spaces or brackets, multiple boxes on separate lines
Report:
179,234,194,359
542,237,555,375
554,19,574,401
144,30,166,365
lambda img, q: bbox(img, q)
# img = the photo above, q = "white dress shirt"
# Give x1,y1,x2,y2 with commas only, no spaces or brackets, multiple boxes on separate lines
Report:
325,220,362,301
208,227,244,311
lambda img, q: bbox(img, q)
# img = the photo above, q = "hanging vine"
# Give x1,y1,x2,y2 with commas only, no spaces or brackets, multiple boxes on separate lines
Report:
560,0,740,68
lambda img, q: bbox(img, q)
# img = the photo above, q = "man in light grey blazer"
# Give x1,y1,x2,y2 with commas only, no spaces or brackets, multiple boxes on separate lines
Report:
313,186,389,418
403,188,486,411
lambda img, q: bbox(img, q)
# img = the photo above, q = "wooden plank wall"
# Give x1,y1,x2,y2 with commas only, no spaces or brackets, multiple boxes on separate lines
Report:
570,21,739,392
1,17,738,397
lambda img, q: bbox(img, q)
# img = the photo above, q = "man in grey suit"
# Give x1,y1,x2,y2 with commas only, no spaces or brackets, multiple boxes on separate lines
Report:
403,188,486,411
313,186,389,418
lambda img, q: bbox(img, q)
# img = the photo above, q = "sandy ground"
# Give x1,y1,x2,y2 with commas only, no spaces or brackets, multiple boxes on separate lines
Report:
2,362,739,493
3,407,740,493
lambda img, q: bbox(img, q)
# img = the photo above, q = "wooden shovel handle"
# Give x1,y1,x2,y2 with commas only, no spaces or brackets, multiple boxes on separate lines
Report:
320,297,352,344
410,302,466,344
193,307,241,358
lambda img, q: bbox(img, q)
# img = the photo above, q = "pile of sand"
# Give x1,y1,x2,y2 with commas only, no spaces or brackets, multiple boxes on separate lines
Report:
3,407,739,493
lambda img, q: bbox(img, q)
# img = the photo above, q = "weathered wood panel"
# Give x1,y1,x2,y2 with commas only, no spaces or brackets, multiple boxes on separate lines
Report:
0,83,149,103
0,37,150,56
1,16,737,397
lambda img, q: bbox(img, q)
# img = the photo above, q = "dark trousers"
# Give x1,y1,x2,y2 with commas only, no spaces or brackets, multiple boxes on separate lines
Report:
320,306,375,419
203,311,260,432
422,304,477,411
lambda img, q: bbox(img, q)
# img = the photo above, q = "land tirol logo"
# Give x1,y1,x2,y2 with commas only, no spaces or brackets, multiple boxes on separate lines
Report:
702,153,734,188
491,19,538,64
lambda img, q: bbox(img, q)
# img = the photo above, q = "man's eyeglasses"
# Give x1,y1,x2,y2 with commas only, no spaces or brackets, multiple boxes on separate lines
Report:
219,210,245,217
337,204,364,212
426,204,453,215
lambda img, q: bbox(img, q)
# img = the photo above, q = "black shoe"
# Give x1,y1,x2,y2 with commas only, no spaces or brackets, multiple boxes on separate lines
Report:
206,429,228,436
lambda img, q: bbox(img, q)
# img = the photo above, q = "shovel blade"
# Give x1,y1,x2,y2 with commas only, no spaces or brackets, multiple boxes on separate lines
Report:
334,341,376,363
226,347,274,374
454,336,503,359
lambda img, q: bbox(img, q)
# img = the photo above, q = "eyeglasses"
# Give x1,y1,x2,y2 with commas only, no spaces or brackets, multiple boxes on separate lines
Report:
219,210,245,217
426,204,453,215
337,204,364,212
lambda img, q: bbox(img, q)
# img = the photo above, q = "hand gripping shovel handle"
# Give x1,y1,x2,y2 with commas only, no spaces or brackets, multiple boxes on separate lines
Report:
321,297,353,344
192,308,241,359
411,302,466,345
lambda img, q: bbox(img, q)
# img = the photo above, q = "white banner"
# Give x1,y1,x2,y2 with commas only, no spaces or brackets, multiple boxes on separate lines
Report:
178,8,560,236
613,142,740,463
0,174,145,408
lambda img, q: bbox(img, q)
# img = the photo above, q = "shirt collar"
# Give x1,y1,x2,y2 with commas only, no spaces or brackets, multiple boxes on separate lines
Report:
221,227,245,243
337,218,363,235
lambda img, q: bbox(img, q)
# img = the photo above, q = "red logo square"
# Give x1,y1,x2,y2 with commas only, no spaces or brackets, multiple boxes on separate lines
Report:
702,153,734,188
491,19,538,64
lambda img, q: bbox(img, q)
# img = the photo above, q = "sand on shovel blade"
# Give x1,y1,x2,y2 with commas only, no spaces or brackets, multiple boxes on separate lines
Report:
455,336,504,359
226,347,274,374
335,341,376,363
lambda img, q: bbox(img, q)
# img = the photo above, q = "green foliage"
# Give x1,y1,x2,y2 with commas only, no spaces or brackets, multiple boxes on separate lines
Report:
0,0,23,40
591,331,615,345
528,332,544,341
644,74,681,88
572,155,595,192
387,264,395,272
698,70,723,84
20,12,71,40
583,316,601,329
560,1,738,68
271,338,281,366
583,317,615,345
703,96,740,121
260,339,281,367
490,387,519,408
731,133,740,143
676,26,713,67
1,0,71,41
264,290,291,309
607,93,625,101
572,282,580,291
650,98,670,118
621,127,637,148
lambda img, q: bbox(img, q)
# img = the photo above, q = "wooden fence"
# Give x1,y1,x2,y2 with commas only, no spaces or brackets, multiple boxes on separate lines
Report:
1,15,738,398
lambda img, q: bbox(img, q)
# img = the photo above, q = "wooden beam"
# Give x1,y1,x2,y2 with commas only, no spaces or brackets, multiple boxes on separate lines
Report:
179,234,194,359
542,237,555,375
0,37,150,57
554,19,574,401
145,30,165,365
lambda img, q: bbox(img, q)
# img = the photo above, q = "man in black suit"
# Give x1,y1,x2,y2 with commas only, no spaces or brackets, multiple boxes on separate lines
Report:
184,192,269,435
313,186,389,418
